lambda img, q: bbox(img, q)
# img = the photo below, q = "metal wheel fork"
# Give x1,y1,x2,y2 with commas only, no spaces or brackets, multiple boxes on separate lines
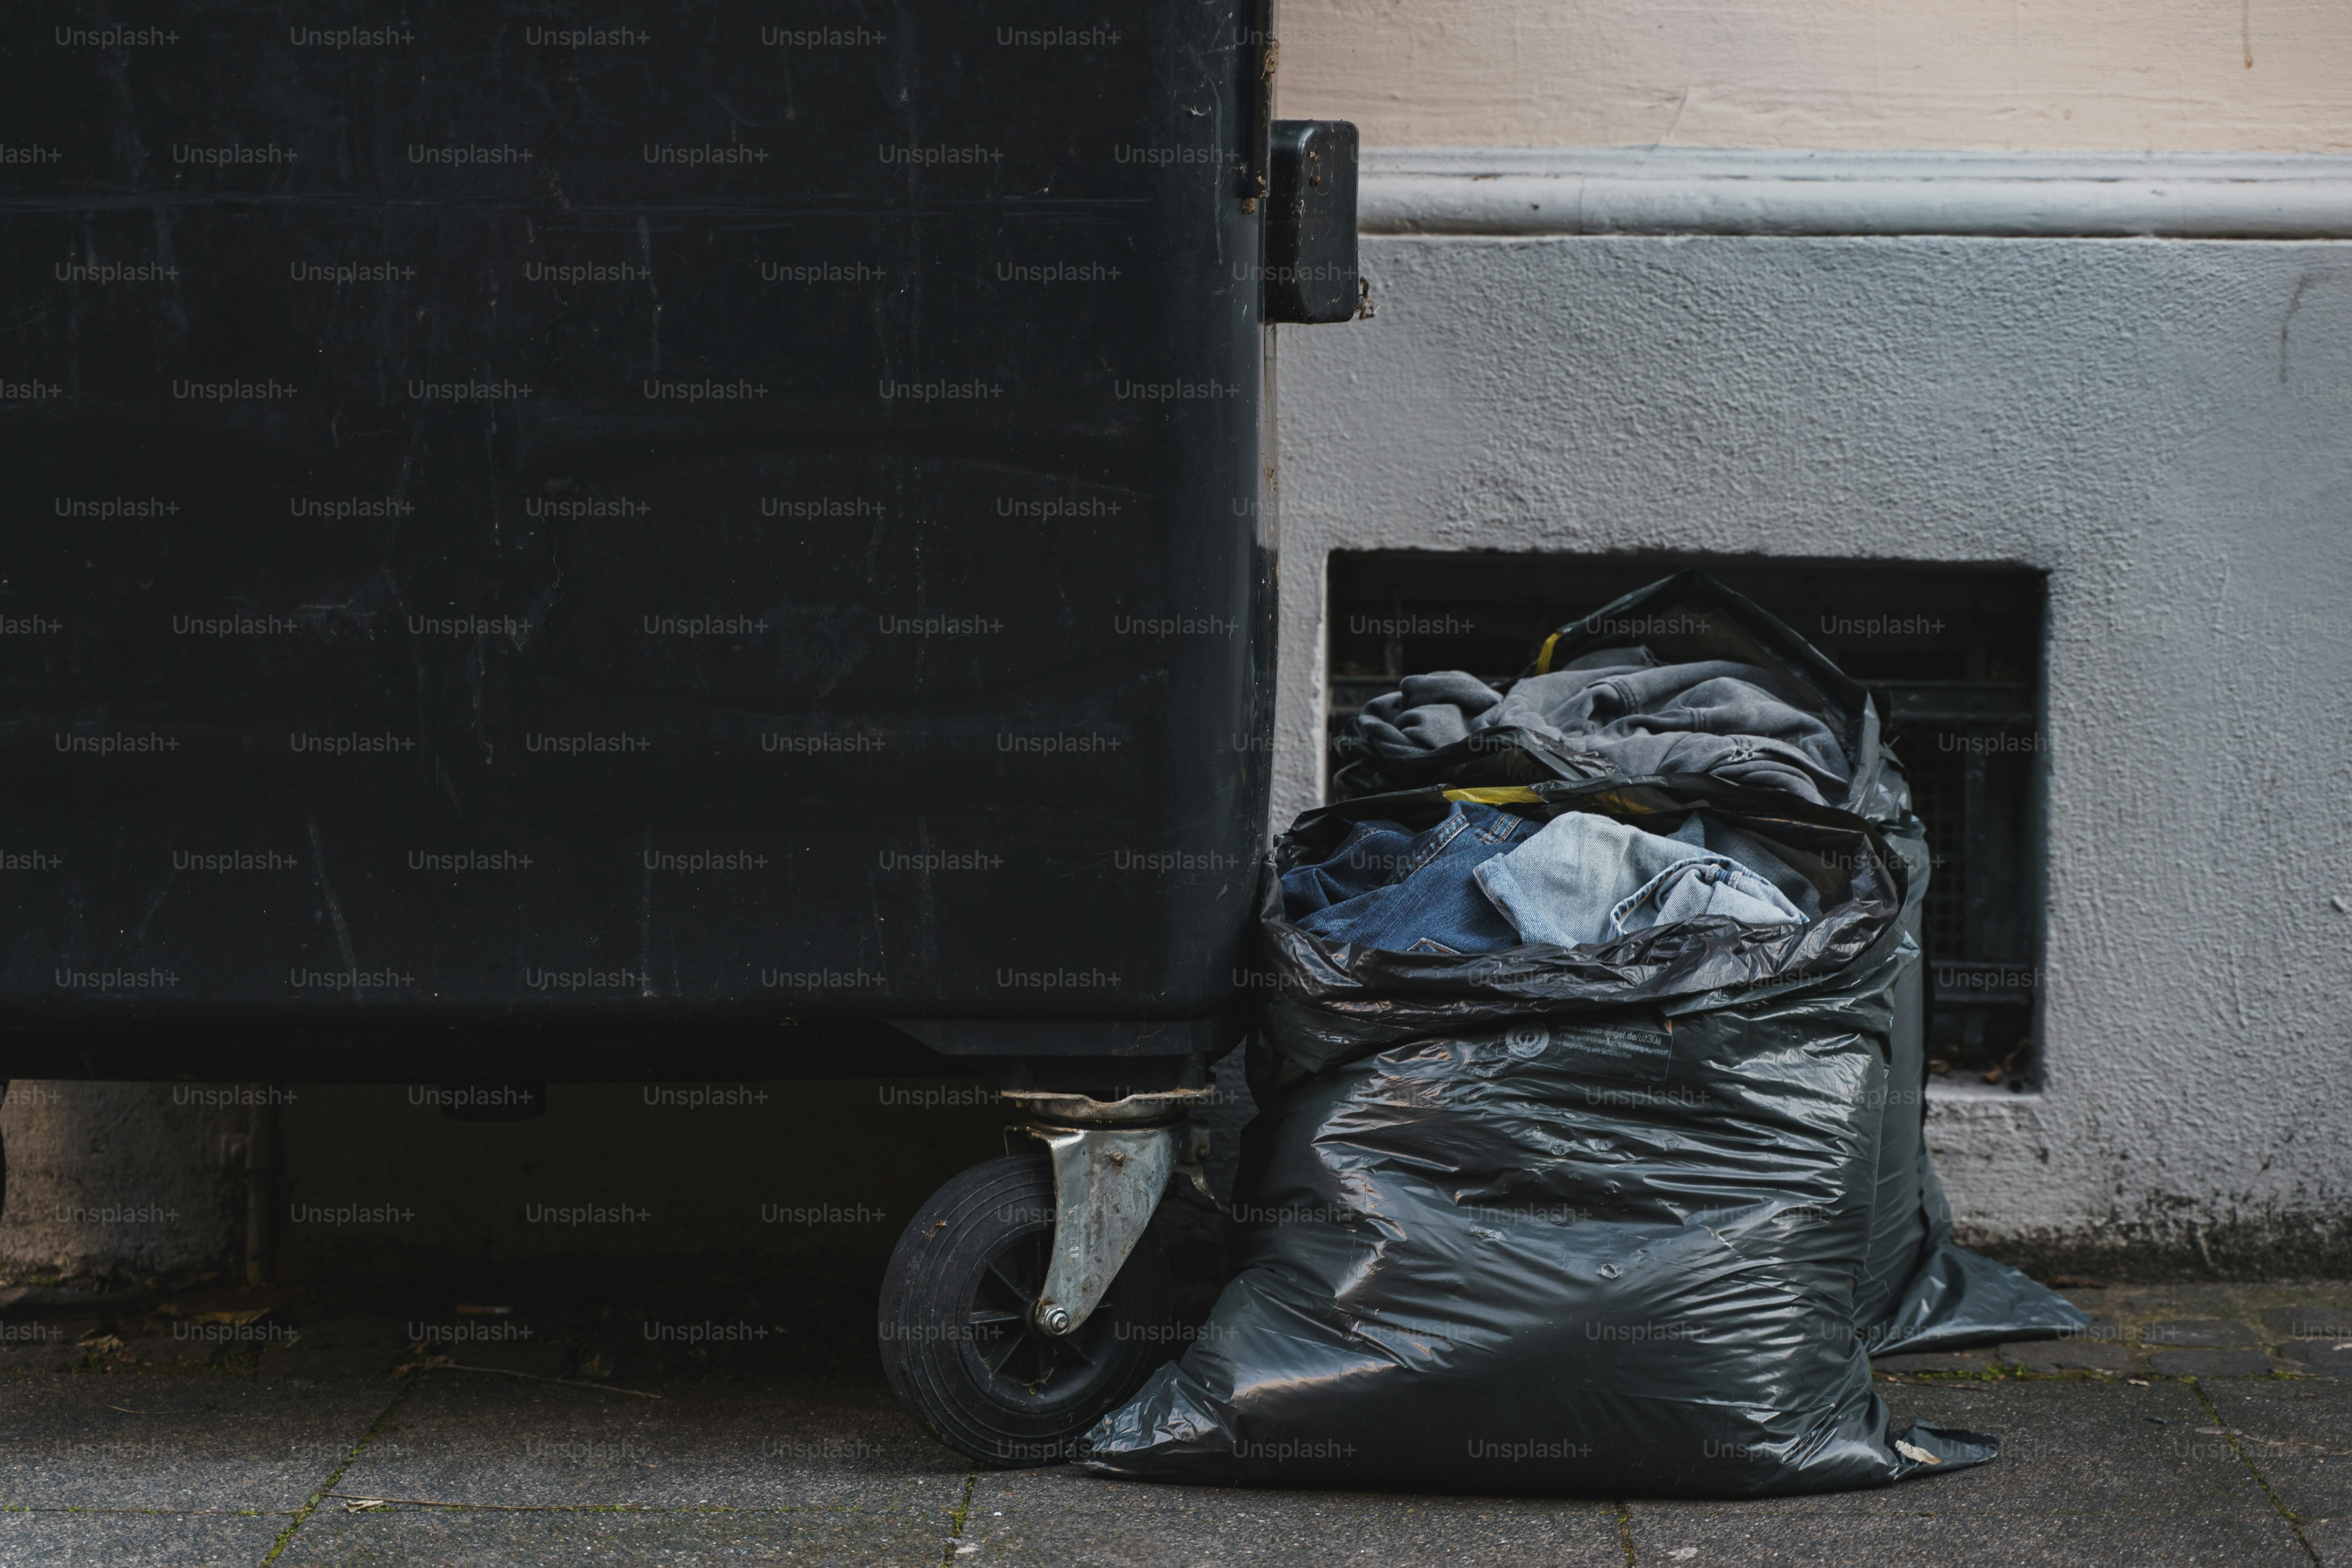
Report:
1001,1088,1218,1338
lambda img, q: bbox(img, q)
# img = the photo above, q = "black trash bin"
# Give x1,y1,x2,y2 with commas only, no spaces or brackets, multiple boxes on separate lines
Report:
0,1,1350,1462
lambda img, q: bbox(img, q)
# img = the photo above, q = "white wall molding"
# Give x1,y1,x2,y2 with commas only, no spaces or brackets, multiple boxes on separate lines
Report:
1358,147,2352,238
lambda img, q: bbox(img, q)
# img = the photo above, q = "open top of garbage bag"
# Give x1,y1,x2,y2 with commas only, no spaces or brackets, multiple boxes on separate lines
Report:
1331,569,1887,816
1265,777,1909,1076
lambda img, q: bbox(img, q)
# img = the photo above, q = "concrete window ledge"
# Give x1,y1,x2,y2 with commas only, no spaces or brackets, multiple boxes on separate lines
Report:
1927,1081,2046,1106
1357,146,2352,239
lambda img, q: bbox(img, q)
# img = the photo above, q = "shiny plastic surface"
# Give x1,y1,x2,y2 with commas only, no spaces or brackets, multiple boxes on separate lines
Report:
1084,574,2083,1494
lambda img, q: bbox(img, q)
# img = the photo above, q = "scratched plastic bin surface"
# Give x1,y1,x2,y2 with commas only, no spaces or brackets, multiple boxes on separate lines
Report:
0,4,1273,1036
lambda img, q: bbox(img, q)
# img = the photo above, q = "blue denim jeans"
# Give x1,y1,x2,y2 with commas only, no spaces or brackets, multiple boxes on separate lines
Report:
1472,810,1805,948
1280,819,1422,917
1289,803,1538,954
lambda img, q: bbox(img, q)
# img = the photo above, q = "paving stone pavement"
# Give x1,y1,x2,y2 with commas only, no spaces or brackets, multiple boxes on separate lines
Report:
0,1277,2343,1566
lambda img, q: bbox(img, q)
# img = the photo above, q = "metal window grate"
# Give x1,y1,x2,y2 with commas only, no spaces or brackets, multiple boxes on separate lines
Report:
1904,741,1969,965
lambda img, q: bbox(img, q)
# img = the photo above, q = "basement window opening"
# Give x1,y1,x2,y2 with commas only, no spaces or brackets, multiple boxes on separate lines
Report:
1325,553,2047,1090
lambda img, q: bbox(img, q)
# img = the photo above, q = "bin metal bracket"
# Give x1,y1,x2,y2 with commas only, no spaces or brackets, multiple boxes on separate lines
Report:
1262,119,1360,323
1024,1123,1181,1337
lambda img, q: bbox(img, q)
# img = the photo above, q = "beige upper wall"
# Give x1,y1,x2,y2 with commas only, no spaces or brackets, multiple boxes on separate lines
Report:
1275,0,2352,152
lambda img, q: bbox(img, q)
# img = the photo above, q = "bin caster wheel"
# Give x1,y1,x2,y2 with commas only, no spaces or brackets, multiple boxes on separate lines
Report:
880,1154,1169,1467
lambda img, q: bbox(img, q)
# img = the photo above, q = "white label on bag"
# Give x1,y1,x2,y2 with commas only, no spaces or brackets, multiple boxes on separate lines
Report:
1500,1019,1674,1081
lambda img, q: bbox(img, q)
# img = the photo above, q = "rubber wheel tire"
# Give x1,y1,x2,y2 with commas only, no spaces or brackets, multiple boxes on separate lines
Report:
880,1154,1170,1467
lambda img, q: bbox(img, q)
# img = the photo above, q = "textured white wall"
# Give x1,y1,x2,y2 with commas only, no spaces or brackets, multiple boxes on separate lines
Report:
1276,0,2352,152
1273,234,2352,1268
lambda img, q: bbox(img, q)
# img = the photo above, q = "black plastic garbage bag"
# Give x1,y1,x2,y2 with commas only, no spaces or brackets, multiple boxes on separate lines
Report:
1083,782,1992,1495
1080,572,2082,1495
